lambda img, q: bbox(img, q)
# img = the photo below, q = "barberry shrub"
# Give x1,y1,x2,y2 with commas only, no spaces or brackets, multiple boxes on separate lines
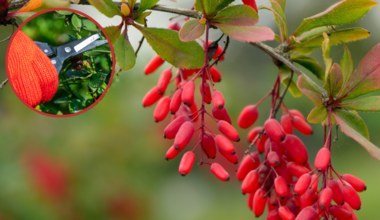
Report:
3,0,380,219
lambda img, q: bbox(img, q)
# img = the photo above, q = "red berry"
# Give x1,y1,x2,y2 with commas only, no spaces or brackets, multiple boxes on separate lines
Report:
341,184,361,210
247,126,262,143
314,147,330,171
157,68,172,93
212,90,225,109
278,206,295,220
236,153,260,181
294,173,311,196
153,96,171,122
289,109,304,119
220,150,239,164
274,176,290,198
164,115,188,139
281,114,293,134
200,132,217,159
200,81,212,104
168,22,180,31
178,151,196,176
165,145,180,160
295,206,318,220
281,135,308,164
329,205,352,219
267,151,280,167
241,169,259,194
217,120,240,142
242,0,258,11
210,163,230,181
209,66,222,82
212,107,232,124
144,55,164,74
215,135,236,155
238,105,259,129
247,193,254,210
174,121,194,150
264,119,286,143
292,116,313,135
252,188,267,217
142,86,162,107
287,162,310,177
342,174,366,192
213,45,224,61
328,179,344,205
181,81,195,106
170,89,182,114
319,187,333,210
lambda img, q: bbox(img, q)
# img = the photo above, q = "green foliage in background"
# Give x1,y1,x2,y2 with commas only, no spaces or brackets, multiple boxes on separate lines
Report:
22,11,112,115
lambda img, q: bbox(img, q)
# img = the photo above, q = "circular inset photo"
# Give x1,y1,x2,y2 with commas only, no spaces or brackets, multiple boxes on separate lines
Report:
5,8,115,116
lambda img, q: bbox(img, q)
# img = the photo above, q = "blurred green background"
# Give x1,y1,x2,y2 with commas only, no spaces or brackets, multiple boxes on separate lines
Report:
1,1,380,219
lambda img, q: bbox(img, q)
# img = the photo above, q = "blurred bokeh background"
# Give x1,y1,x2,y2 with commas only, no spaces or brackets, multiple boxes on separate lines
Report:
1,0,380,219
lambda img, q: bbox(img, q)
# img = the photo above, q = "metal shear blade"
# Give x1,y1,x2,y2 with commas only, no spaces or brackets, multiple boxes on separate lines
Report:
34,33,108,74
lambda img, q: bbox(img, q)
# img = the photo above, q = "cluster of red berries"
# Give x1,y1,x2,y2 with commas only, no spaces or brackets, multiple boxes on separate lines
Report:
142,22,239,181
237,104,365,219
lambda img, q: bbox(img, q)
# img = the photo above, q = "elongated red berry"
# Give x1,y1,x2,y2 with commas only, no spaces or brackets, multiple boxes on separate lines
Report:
247,127,262,143
295,206,318,220
217,120,240,142
178,151,196,176
314,147,330,171
264,119,286,143
238,105,259,129
220,150,239,164
267,210,281,220
165,145,180,160
281,114,293,134
292,116,313,135
281,135,308,164
144,55,164,74
328,180,344,205
182,81,195,106
319,187,333,210
200,82,212,104
157,68,172,93
209,66,222,82
236,153,260,181
212,90,225,109
329,205,352,219
287,162,310,177
170,89,182,114
289,109,304,119
142,86,162,107
252,188,267,217
274,176,290,198
247,193,254,210
215,135,236,155
267,151,280,167
168,22,180,31
242,0,258,11
210,163,230,181
164,115,188,139
241,170,259,194
212,107,232,124
294,173,311,196
278,206,295,220
342,174,366,192
201,132,217,159
174,121,194,150
153,96,171,122
341,184,361,210
213,45,224,61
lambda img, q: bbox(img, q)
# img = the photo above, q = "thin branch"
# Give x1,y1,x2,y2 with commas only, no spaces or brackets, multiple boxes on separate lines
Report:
0,79,8,90
152,5,201,19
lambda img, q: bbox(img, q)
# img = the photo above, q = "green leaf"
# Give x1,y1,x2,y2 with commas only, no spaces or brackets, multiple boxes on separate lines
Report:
294,0,377,35
307,106,327,124
295,28,370,48
214,25,275,43
71,14,82,30
269,0,288,41
344,44,380,99
195,0,234,17
179,19,205,42
105,26,136,71
278,66,302,97
83,19,98,32
340,45,354,93
136,27,204,68
297,75,325,106
138,0,159,13
325,63,343,97
340,96,380,112
212,5,258,26
334,110,380,160
88,0,121,17
322,33,332,79
135,11,152,25
292,56,324,79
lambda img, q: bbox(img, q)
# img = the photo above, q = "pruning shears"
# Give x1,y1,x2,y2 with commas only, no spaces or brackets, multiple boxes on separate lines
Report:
34,33,108,73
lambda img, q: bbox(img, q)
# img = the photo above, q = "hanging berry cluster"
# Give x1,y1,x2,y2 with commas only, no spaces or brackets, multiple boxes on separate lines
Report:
236,75,366,219
142,21,239,181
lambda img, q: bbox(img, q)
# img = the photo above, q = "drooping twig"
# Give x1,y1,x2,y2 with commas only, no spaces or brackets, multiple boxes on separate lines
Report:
0,79,8,90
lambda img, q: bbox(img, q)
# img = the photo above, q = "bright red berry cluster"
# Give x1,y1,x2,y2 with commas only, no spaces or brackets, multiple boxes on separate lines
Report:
142,22,238,181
